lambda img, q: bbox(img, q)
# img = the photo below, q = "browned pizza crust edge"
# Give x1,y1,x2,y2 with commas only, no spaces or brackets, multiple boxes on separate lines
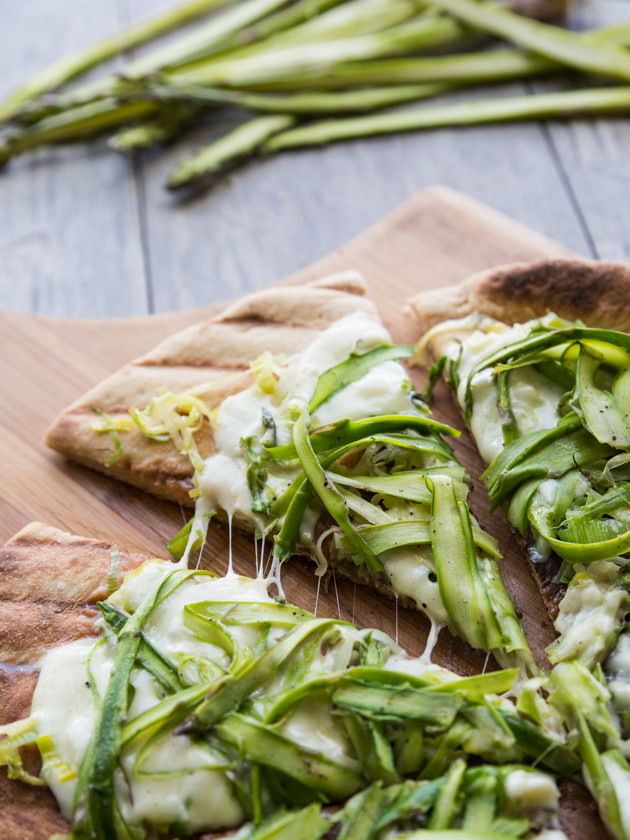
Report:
410,258,630,335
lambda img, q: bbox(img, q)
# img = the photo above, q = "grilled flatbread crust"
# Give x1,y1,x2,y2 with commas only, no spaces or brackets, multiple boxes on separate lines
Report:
409,258,630,617
0,522,148,840
410,258,630,335
44,274,377,507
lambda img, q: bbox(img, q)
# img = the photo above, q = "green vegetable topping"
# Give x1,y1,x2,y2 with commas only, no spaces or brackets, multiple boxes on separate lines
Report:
4,560,573,839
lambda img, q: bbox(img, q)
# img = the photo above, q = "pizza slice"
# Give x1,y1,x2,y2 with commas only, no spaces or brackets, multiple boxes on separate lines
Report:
0,523,582,840
44,273,534,672
0,522,147,840
410,257,630,839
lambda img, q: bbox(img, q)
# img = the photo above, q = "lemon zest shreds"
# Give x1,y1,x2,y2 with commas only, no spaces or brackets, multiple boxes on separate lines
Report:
0,717,39,760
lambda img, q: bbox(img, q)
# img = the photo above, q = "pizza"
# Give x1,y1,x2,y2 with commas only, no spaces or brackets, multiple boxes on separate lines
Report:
44,272,535,674
5,260,624,838
410,257,630,840
0,523,572,840
0,523,146,839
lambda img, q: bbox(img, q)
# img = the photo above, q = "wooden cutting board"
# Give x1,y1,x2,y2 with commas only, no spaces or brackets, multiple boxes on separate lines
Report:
0,185,602,838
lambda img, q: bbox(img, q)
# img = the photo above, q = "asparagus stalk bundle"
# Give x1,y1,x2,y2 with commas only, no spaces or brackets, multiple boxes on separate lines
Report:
1,0,629,191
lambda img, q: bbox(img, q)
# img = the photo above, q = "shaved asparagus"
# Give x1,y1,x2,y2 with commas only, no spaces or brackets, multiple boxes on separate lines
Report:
215,713,365,798
245,804,330,840
4,540,582,837
292,407,386,574
265,87,630,152
71,567,196,838
430,475,503,652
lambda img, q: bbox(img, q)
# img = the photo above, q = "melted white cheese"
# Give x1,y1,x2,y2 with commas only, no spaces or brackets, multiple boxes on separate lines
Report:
607,631,630,681
191,309,456,623
549,561,626,667
449,314,567,465
31,564,280,832
605,631,630,732
280,697,358,771
197,309,417,526
36,561,458,834
380,547,448,626
29,556,566,836
505,768,559,812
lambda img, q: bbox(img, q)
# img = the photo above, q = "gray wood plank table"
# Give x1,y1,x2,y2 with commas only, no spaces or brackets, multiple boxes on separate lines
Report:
0,0,628,318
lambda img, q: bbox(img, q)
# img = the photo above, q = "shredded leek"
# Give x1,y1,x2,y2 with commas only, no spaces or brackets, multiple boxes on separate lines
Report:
88,328,533,670
91,406,132,465
130,388,214,474
250,350,284,394
37,734,77,783
107,544,121,595
0,717,45,786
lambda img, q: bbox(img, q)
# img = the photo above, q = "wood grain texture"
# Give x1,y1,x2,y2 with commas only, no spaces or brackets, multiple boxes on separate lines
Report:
0,186,605,839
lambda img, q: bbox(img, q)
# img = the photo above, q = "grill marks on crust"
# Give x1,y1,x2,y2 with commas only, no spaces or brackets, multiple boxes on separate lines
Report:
0,524,152,840
0,522,146,663
44,276,378,508
481,260,630,328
